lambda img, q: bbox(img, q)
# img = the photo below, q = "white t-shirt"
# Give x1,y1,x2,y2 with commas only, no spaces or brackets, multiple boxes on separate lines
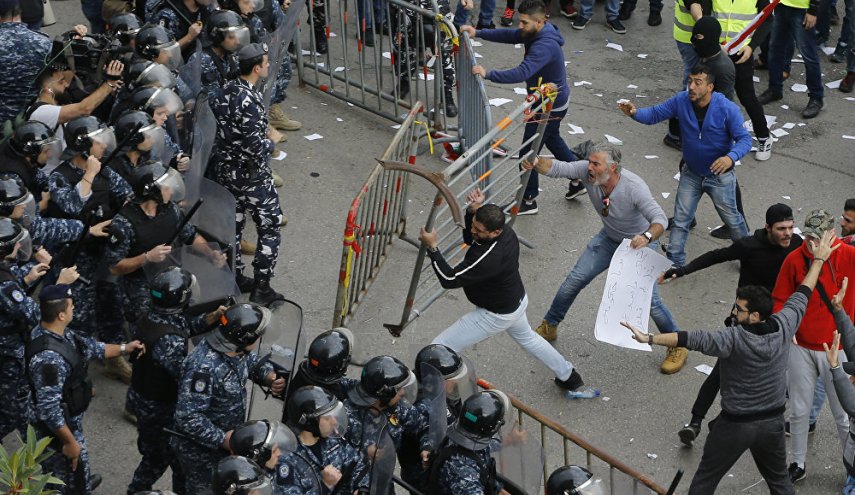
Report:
29,104,65,174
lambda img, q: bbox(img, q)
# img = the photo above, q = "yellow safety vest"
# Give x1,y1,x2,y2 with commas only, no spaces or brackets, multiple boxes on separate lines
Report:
713,0,758,44
781,0,808,9
673,0,696,43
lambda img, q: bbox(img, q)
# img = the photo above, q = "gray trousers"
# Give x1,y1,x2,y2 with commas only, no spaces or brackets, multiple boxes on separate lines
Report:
688,414,794,495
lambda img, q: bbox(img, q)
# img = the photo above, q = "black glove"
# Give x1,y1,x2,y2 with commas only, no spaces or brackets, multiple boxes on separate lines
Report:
663,267,685,280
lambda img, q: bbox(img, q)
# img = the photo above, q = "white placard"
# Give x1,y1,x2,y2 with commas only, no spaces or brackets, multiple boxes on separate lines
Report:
595,240,673,351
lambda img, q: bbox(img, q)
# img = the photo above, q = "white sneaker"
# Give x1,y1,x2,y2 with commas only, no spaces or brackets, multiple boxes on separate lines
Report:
755,138,772,161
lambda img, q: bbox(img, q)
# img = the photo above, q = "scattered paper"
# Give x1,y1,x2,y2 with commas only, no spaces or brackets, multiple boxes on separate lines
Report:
391,124,401,129
602,396,610,401
743,114,777,132
564,61,571,66
336,117,344,122
329,31,337,37
604,134,623,145
489,98,512,107
606,42,623,52
514,87,528,95
822,46,836,55
635,95,648,98
617,98,630,104
304,133,323,140
647,453,658,459
753,76,760,83
574,80,592,87
782,195,791,200
846,97,855,101
567,124,585,134
844,135,855,140
791,83,808,93
798,123,806,126
317,63,325,68
827,79,842,89
594,93,603,97
426,56,436,68
347,102,354,107
471,40,483,47
781,104,790,109
735,160,741,166
474,52,483,58
272,150,287,161
417,73,435,81
334,66,345,72
627,84,638,89
661,192,670,199
695,364,714,375
771,128,789,137
644,155,659,159
674,173,681,181
637,53,648,59
382,51,391,60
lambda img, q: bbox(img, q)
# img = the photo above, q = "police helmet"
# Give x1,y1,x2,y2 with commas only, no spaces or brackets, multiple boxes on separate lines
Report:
9,121,61,162
287,386,349,438
229,419,298,465
115,110,159,148
108,13,142,45
347,355,417,407
446,390,510,451
211,456,272,495
304,327,354,385
135,24,181,70
150,266,196,314
129,86,183,116
0,218,32,262
207,303,271,353
0,175,36,229
63,115,114,153
207,10,249,50
415,344,462,381
220,0,264,14
126,60,177,90
129,160,166,201
546,465,604,495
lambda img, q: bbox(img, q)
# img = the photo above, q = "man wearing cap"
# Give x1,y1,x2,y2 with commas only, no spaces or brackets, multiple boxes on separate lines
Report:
0,0,50,124
659,203,802,445
773,209,855,483
27,284,144,494
209,42,285,307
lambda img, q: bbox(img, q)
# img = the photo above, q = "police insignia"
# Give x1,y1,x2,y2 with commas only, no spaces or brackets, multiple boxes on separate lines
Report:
11,290,24,302
388,414,399,426
278,464,289,479
194,379,206,393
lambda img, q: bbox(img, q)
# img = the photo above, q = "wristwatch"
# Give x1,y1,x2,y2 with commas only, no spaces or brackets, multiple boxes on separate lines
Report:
643,231,653,242
647,334,654,345
120,343,127,355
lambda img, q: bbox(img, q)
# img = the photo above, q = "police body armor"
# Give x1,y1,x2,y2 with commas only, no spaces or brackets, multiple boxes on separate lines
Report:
116,201,182,277
427,437,497,495
0,145,41,199
151,0,209,59
254,0,276,31
201,47,239,86
130,315,187,403
47,162,117,256
26,334,94,425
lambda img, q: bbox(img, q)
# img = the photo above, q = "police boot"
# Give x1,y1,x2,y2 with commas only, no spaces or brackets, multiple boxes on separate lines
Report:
240,239,257,255
444,88,458,118
315,27,328,54
103,356,132,384
249,279,286,307
269,105,302,131
236,271,255,293
397,76,410,99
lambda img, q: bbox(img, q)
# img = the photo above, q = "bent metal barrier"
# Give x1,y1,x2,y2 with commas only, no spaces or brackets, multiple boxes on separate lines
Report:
478,379,671,495
296,0,458,132
455,30,492,183
381,86,554,337
332,104,424,328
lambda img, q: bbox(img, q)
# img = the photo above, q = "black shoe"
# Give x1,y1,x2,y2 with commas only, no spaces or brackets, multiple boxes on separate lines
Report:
618,2,634,20
607,18,626,33
445,93,458,118
667,217,697,230
757,89,783,105
554,369,584,390
709,225,731,239
517,200,538,215
788,463,806,483
89,473,103,491
662,134,682,150
236,272,255,293
476,21,497,29
647,10,662,25
678,423,701,446
315,33,328,54
571,16,590,29
381,22,391,35
565,180,586,200
398,77,410,99
801,97,823,119
363,27,375,47
784,420,816,436
250,280,286,307
829,51,845,63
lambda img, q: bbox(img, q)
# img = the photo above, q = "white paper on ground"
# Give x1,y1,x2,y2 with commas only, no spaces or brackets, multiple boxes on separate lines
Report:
336,117,344,122
304,133,323,140
661,192,670,199
426,55,436,68
743,114,777,132
272,150,287,161
567,124,585,134
574,80,592,86
635,95,648,98
791,83,808,92
782,122,796,129
782,195,792,200
474,52,483,58
844,135,855,140
627,84,638,89
382,51,391,60
391,124,401,129
604,134,623,145
822,46,836,55
695,364,714,375
771,128,789,137
674,172,681,181
564,61,571,66
329,32,337,37
847,97,855,101
606,42,624,52
827,79,842,89
489,98,513,107
418,73,435,81
781,104,790,109
595,240,674,351
644,155,659,159
471,41,483,46
514,87,528,95
637,53,648,59
594,93,604,97
334,66,345,72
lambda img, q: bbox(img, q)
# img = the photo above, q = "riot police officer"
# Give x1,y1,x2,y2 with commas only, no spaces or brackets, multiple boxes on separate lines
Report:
108,13,142,48
210,43,285,307
149,0,213,60
211,456,274,495
135,24,184,72
187,10,247,100
126,266,226,495
27,284,143,494
172,302,284,494
110,110,170,182
285,327,357,403
125,86,186,158
427,390,511,495
546,465,604,495
1,120,61,201
228,418,298,468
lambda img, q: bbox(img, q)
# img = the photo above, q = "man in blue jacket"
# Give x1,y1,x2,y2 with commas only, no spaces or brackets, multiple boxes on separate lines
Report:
465,0,582,216
619,65,751,268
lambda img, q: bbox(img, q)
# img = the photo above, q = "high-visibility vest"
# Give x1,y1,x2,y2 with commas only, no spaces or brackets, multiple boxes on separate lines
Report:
781,0,808,9
713,0,758,43
673,0,697,43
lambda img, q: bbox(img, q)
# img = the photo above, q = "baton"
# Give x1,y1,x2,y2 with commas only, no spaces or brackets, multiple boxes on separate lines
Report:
665,469,684,495
165,198,204,246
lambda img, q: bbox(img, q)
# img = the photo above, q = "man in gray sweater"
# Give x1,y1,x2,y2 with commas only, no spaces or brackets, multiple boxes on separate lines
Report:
624,229,839,494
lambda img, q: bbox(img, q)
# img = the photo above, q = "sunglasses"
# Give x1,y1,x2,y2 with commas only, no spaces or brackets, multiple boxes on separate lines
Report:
601,197,611,217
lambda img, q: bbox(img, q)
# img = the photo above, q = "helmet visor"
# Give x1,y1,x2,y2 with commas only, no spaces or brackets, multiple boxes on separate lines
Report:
139,123,165,153
15,228,32,263
223,26,251,51
578,477,606,495
155,167,186,202
89,127,117,157
265,420,299,454
138,62,177,88
38,136,63,164
147,88,183,115
156,41,183,71
445,358,477,403
399,370,418,406
243,476,274,495
187,273,200,307
318,401,349,439
240,0,264,12
16,193,37,230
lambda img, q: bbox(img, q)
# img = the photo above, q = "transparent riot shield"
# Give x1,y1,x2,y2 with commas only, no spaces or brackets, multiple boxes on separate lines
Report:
179,39,204,101
247,299,304,420
261,0,306,110
493,422,545,495
190,178,237,269
365,415,396,495
419,363,448,451
185,93,218,201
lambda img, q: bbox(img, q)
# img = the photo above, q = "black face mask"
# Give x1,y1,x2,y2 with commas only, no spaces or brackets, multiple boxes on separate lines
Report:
691,16,723,58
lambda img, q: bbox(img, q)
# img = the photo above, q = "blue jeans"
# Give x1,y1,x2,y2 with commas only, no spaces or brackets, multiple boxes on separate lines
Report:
454,0,496,26
768,4,824,99
357,0,385,29
579,0,619,20
667,167,749,267
520,107,576,200
80,0,105,33
544,229,680,333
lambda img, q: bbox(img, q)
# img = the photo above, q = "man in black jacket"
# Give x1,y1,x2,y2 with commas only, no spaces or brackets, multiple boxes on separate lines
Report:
418,188,583,391
660,203,802,445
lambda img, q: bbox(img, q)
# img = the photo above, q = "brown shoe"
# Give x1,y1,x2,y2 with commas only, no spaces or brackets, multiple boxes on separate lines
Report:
272,172,284,188
269,105,302,131
103,356,132,384
279,215,288,226
240,239,257,255
268,125,287,144
660,347,688,374
534,320,559,342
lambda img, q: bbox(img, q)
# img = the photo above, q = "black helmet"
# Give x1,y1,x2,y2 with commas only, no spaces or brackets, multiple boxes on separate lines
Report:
0,175,36,228
115,110,161,150
207,303,271,353
220,0,263,15
546,465,604,495
415,344,462,381
108,13,142,45
304,328,353,385
447,390,510,451
126,60,177,90
287,386,349,438
0,218,32,261
64,115,115,154
347,355,417,407
129,160,185,203
207,10,249,50
129,86,183,116
211,456,272,495
229,419,298,465
9,121,60,162
150,266,196,314
135,24,181,70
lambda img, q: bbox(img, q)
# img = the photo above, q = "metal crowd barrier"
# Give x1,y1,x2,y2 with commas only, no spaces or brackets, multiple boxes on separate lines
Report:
381,87,553,337
295,0,457,132
455,30,492,184
478,379,670,495
331,104,424,328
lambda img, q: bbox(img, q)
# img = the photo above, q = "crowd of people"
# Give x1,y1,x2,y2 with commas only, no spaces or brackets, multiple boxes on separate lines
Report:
0,0,852,491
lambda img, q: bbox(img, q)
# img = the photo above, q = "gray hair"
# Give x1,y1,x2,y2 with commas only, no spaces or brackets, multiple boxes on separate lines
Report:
588,142,622,172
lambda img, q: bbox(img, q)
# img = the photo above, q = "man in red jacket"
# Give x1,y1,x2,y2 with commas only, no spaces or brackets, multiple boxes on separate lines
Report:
773,209,855,483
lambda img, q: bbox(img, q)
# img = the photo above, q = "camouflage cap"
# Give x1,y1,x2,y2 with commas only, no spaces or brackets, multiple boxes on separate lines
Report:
803,209,835,238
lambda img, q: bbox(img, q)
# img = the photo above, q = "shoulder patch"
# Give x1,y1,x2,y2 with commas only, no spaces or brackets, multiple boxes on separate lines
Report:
277,463,289,480
41,363,59,386
190,371,210,394
11,289,24,302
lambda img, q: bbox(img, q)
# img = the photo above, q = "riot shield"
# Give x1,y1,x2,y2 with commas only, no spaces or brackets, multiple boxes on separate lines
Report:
185,93,218,201
261,0,306,110
190,178,237,269
364,414,396,495
247,299,304,420
179,39,203,101
493,422,545,495
419,363,448,451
